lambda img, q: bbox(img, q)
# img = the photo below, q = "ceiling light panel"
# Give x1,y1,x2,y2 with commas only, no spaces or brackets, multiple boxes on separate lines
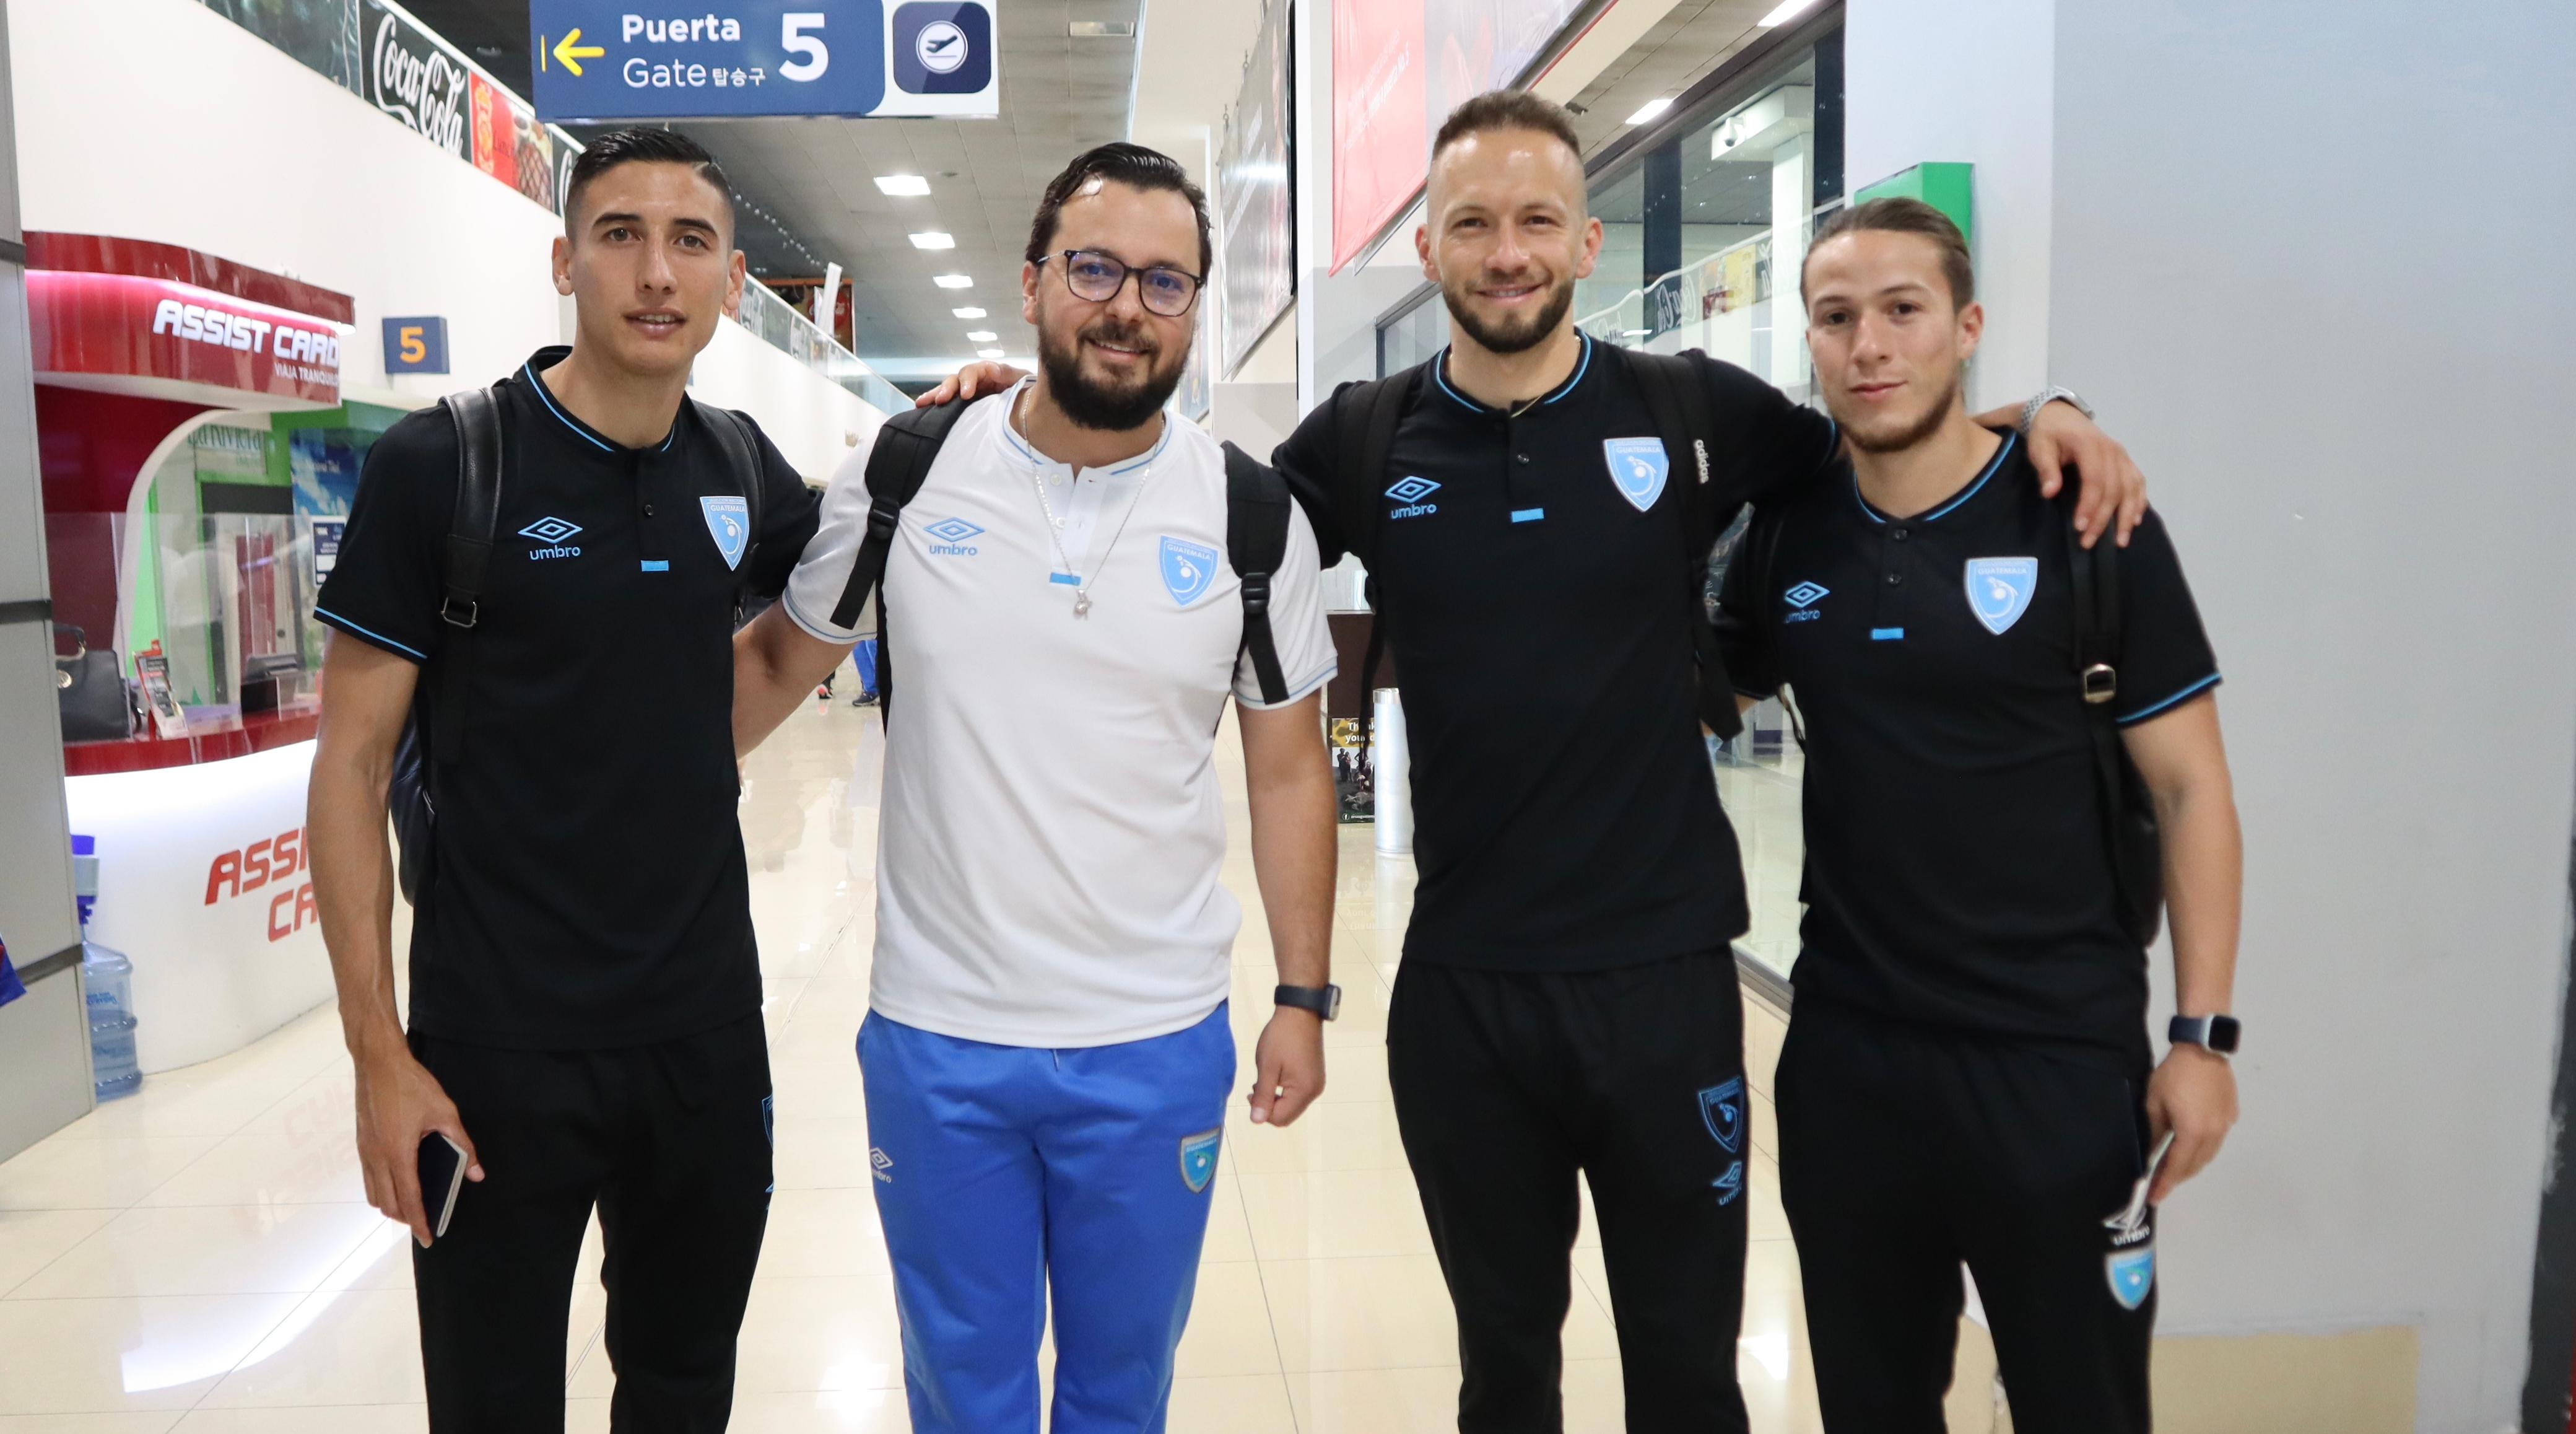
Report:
966,330,999,341
875,175,932,196
952,306,987,318
1627,97,1674,125
934,274,975,289
1069,21,1135,37
909,232,957,250
1757,0,1819,25
978,348,1007,359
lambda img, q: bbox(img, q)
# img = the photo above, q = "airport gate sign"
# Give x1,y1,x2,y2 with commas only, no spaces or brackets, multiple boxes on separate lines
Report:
528,1,998,122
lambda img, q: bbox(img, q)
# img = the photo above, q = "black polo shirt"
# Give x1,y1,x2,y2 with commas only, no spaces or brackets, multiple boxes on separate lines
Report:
1276,335,1838,971
315,348,818,1049
1715,429,2219,1057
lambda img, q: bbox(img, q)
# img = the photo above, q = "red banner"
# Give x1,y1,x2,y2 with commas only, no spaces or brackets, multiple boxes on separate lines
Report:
27,271,342,406
1333,0,1428,273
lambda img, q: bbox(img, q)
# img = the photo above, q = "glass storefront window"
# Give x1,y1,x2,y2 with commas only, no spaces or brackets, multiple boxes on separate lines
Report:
1575,38,1843,405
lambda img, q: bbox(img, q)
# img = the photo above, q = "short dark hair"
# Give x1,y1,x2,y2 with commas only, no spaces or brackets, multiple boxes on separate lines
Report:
1802,197,1975,309
1432,90,1583,165
565,127,733,236
1025,143,1214,276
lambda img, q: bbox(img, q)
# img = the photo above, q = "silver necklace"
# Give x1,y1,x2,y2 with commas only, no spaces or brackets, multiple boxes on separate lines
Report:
1020,387,1154,618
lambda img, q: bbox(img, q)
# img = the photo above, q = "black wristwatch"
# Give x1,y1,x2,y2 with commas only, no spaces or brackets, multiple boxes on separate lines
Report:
2169,1014,2241,1056
1275,984,1342,1021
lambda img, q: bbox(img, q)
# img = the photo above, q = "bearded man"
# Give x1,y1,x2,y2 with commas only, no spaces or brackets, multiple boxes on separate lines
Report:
728,143,1341,1434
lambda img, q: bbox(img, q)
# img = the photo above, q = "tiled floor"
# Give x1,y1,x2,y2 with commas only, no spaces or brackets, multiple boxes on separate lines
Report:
0,694,1910,1433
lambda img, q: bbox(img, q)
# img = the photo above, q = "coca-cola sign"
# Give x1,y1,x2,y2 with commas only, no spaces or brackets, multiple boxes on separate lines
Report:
364,1,469,159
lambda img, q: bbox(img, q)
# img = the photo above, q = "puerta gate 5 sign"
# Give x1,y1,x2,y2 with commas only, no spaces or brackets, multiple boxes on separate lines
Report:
528,1,999,121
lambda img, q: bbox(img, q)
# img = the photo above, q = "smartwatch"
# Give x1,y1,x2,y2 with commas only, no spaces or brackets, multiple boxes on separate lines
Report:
2168,1014,2241,1056
2018,385,2095,434
1275,984,1342,1021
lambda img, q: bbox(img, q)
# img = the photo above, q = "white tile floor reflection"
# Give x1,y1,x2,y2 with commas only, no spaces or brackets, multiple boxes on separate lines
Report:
0,696,1873,1433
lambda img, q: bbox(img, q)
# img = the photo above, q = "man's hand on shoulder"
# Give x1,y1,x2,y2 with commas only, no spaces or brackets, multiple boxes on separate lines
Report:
918,361,1029,408
2021,400,2148,549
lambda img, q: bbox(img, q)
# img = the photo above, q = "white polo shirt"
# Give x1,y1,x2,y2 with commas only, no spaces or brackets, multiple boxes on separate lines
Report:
781,382,1336,1047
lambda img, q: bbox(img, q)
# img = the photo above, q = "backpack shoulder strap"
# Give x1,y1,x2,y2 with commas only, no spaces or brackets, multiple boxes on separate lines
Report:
432,385,505,768
689,400,764,615
1223,440,1294,705
829,398,972,631
1331,365,1424,571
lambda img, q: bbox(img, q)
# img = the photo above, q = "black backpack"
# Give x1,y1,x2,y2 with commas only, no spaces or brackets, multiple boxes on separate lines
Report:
1742,484,2167,945
388,385,766,906
1316,345,1753,743
822,401,1300,719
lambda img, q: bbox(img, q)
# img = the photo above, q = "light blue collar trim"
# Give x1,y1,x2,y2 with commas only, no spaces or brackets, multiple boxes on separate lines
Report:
1852,429,2020,526
1432,333,1594,414
523,363,676,454
996,378,1170,474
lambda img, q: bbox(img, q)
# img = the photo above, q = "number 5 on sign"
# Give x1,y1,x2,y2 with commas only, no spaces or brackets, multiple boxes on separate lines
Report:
780,13,827,81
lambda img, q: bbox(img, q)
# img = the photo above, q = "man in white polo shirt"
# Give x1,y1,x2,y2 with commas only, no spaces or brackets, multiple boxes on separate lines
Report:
731,143,1340,1434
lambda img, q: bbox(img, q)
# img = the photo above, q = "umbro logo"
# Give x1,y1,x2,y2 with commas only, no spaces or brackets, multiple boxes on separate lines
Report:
1386,476,1440,520
1784,582,1830,608
924,516,984,556
521,515,583,560
870,1147,895,1184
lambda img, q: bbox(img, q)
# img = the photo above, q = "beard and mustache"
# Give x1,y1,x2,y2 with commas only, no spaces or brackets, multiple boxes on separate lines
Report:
1040,312,1188,431
1440,263,1577,356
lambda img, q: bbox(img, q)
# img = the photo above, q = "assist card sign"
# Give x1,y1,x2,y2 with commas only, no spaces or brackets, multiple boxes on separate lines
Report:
529,1,998,121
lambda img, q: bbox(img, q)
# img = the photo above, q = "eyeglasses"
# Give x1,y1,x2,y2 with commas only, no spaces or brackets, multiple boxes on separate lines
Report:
1037,248,1204,318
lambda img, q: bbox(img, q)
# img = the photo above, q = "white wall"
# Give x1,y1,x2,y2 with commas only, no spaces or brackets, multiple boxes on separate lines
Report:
1853,2,2576,1427
2042,5,2576,1427
7,0,881,479
1844,0,2054,408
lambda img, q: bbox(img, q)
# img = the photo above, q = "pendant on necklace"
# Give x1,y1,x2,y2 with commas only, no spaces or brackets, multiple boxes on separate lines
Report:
1074,593,1092,618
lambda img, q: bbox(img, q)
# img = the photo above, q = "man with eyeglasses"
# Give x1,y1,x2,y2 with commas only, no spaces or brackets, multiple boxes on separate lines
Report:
729,143,1341,1434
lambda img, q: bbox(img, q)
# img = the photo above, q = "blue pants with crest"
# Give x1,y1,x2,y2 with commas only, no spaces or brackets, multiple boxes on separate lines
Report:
858,1004,1234,1434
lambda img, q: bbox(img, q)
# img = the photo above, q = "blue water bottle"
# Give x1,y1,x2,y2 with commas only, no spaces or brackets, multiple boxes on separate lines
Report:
71,836,141,1100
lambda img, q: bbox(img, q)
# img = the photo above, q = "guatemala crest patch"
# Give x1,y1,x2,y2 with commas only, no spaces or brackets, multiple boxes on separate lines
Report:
1603,437,1669,512
700,496,751,571
1964,556,2039,634
1160,536,1221,606
1697,1078,1746,1153
2106,1243,2156,1311
1178,1128,1222,1194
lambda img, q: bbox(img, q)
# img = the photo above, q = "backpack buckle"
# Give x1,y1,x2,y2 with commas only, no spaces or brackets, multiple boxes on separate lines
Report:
2081,663,2118,705
1239,572,1272,615
865,498,902,541
440,597,480,629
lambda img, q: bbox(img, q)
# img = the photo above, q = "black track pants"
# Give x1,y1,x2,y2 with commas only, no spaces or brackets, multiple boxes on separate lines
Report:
1388,950,1752,1434
1775,999,2156,1434
411,1015,775,1433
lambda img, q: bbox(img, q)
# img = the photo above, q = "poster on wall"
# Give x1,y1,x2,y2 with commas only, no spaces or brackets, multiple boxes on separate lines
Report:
1331,0,1586,273
1331,0,1427,274
1218,0,1295,380
471,74,562,211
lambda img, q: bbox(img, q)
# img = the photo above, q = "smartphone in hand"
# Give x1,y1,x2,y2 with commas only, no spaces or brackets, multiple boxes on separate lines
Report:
417,1132,468,1243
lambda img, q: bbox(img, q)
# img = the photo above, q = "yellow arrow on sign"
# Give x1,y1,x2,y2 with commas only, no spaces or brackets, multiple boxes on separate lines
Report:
550,28,605,76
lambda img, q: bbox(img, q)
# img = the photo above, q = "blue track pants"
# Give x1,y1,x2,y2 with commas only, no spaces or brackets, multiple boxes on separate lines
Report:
858,1004,1234,1434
